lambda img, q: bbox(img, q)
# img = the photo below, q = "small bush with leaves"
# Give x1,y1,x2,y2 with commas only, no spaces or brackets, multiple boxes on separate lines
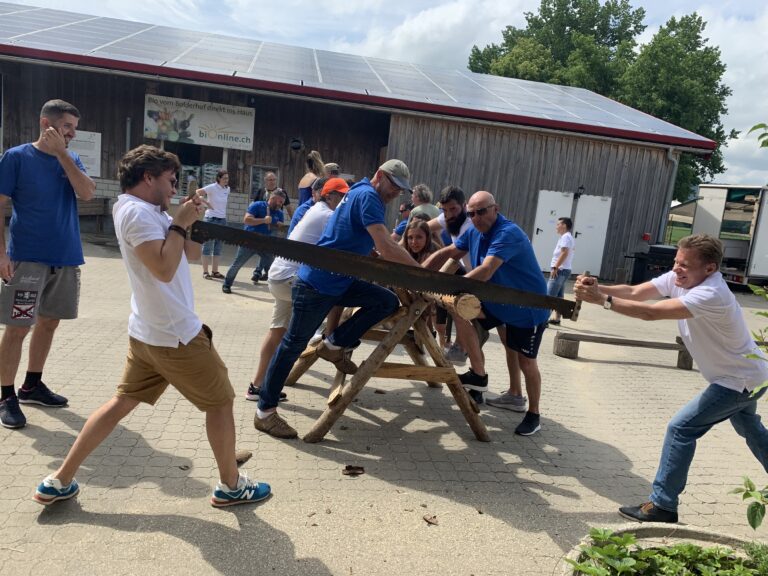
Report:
566,528,767,575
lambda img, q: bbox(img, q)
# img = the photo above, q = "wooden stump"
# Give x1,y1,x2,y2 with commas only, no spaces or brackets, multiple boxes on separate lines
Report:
553,331,580,359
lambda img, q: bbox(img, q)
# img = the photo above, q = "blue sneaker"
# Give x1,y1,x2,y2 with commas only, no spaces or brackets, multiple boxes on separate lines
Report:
34,475,80,505
0,396,27,428
211,474,271,507
18,382,68,407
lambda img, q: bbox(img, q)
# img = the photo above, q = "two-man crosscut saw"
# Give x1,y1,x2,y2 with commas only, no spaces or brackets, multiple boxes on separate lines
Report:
191,221,579,320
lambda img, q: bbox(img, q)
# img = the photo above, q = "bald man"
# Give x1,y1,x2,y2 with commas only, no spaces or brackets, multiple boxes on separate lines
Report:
423,191,549,436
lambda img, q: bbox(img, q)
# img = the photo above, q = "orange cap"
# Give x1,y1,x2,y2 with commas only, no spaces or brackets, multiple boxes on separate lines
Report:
321,177,350,197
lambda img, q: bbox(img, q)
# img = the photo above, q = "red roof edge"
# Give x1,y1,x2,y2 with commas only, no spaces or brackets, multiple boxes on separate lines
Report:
0,44,717,152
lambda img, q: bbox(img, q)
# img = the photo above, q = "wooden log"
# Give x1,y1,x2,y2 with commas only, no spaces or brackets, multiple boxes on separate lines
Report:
303,300,424,443
553,331,579,359
439,258,460,274
412,315,491,442
424,292,481,320
327,370,346,405
285,347,319,386
676,336,693,370
374,362,456,382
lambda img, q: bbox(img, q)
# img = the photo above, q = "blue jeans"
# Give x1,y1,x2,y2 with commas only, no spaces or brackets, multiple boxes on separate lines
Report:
650,384,768,511
258,278,400,410
253,252,274,278
201,217,227,256
547,268,570,298
223,246,258,289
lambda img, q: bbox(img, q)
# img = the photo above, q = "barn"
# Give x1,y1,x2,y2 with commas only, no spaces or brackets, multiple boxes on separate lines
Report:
0,2,716,279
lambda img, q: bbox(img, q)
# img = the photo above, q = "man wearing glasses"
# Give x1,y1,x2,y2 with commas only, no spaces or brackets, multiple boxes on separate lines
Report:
254,160,419,439
424,191,549,436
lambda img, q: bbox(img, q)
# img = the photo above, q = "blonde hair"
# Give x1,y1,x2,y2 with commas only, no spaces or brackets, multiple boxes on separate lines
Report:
677,234,723,266
306,150,325,177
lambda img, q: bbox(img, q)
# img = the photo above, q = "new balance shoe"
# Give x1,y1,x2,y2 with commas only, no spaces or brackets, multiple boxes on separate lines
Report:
316,341,358,375
514,411,541,436
0,396,26,429
245,384,287,402
619,501,678,523
18,382,68,407
211,474,271,507
443,343,467,365
459,369,488,392
486,391,527,412
34,475,80,505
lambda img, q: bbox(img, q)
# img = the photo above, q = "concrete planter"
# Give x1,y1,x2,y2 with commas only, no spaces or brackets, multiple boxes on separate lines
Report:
558,523,753,575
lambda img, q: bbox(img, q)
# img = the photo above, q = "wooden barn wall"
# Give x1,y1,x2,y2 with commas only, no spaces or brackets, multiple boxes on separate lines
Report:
387,115,678,281
0,61,390,219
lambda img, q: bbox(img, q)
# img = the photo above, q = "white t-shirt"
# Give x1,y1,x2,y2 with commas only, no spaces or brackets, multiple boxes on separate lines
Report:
436,212,474,271
113,194,202,347
550,231,575,269
652,271,768,391
269,201,334,281
202,182,230,219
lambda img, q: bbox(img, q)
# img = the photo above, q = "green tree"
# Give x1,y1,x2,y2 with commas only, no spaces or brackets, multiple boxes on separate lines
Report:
619,14,737,201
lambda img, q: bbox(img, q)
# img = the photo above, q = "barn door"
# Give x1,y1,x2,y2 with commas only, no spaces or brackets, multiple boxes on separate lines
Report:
571,195,612,276
532,190,574,271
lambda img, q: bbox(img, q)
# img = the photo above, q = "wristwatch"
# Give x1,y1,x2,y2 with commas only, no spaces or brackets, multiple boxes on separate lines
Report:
603,295,613,310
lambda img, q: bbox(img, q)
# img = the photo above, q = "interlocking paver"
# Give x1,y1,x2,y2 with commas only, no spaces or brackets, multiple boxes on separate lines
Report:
1,240,767,575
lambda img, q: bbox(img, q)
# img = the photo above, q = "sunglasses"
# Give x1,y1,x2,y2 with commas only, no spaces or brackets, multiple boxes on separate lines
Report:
466,205,495,218
399,208,409,213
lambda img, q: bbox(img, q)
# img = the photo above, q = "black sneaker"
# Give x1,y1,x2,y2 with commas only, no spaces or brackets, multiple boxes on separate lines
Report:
514,411,541,436
260,271,268,281
0,396,27,429
251,274,260,284
245,384,287,402
459,369,488,392
619,501,678,523
18,382,68,407
222,285,232,294
467,389,484,405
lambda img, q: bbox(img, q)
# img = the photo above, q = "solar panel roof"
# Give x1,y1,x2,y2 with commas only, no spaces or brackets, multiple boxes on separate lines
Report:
0,1,715,150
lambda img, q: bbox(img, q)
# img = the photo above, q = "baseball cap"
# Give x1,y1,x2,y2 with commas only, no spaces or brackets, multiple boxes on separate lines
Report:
378,159,411,192
324,162,340,175
321,177,350,197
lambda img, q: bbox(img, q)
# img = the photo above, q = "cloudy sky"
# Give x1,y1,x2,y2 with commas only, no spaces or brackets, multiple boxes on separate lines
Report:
6,0,767,184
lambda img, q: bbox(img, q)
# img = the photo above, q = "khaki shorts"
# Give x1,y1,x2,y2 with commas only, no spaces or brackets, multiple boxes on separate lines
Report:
268,277,294,329
117,325,235,411
0,262,80,326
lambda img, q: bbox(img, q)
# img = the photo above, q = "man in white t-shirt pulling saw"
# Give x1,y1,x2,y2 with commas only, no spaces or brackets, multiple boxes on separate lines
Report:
574,233,768,523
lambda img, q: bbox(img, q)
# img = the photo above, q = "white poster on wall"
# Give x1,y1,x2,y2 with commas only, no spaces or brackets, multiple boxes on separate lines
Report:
143,94,255,151
69,130,101,177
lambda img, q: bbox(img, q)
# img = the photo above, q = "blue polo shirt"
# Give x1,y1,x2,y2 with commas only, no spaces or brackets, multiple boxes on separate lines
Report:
298,178,384,295
455,214,549,328
244,201,283,234
0,143,87,266
393,219,407,237
287,198,314,235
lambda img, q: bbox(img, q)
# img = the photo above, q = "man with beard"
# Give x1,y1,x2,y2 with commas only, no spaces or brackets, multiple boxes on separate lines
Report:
0,99,95,429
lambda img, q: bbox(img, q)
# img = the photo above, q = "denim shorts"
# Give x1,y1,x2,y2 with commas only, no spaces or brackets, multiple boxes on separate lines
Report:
202,217,227,256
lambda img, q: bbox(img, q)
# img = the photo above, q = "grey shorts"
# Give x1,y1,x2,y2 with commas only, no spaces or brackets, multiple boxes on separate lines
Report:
0,262,80,326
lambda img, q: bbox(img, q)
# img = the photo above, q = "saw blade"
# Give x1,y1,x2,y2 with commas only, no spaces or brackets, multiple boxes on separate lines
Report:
191,221,579,319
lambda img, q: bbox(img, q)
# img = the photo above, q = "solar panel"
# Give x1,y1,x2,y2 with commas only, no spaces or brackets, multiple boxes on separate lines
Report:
0,2,715,149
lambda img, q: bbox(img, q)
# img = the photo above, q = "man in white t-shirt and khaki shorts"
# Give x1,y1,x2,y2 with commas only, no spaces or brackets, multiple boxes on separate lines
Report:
574,233,768,524
32,145,271,508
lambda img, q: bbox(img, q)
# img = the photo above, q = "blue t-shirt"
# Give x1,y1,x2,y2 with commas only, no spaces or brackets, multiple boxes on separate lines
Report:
393,219,407,237
287,198,314,235
0,143,87,266
455,214,549,328
244,201,283,234
298,178,385,295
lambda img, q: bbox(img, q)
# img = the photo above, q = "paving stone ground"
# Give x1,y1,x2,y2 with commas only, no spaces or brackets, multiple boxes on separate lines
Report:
1,240,767,575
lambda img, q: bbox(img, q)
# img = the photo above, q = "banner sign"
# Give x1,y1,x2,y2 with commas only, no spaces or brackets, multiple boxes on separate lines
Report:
143,94,254,151
69,130,101,177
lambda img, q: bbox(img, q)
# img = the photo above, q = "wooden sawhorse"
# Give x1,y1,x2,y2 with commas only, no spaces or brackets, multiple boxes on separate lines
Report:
284,289,491,443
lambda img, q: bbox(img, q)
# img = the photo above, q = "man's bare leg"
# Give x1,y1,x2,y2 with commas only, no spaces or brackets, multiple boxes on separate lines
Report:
27,315,59,372
205,400,240,489
0,325,29,388
518,355,542,414
252,327,287,388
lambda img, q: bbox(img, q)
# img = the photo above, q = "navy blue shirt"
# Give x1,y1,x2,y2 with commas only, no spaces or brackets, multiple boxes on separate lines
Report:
455,214,549,328
298,178,385,295
244,201,283,234
288,198,314,235
0,143,87,266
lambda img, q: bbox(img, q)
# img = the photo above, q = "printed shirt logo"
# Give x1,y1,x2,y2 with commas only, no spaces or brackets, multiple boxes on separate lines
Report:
12,290,38,320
